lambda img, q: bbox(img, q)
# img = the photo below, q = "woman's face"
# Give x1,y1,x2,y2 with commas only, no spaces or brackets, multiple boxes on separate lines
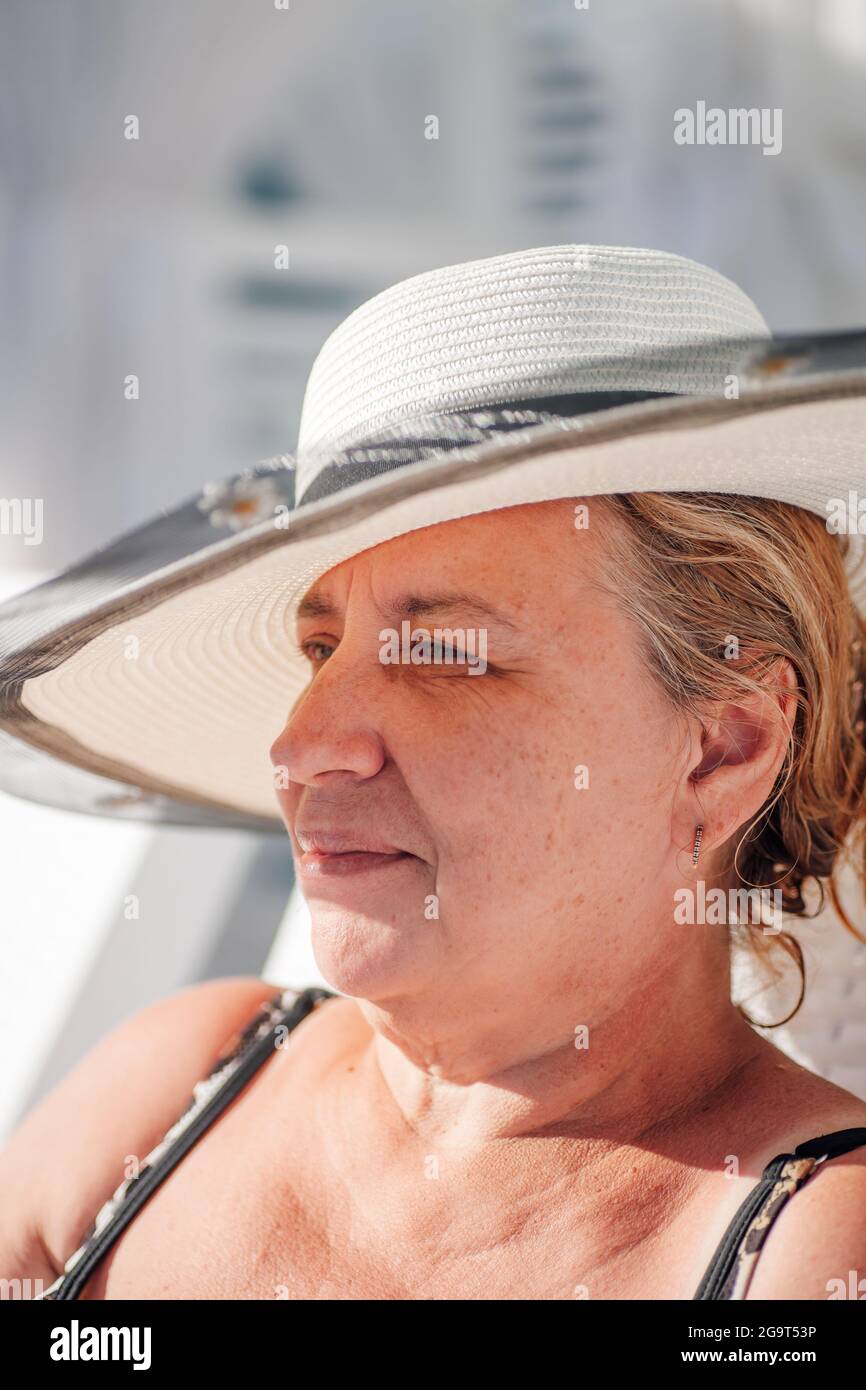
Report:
270,499,699,1037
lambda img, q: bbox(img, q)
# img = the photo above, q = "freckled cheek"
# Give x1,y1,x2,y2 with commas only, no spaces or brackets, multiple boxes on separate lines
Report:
461,733,576,855
406,699,651,872
401,734,524,879
504,715,639,857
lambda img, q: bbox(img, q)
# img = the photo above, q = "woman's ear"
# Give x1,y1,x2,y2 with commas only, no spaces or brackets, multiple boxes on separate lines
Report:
672,656,800,868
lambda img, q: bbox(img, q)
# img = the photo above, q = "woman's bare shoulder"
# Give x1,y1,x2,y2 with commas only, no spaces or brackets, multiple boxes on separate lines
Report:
743,1138,866,1299
0,976,306,1279
732,1051,866,1299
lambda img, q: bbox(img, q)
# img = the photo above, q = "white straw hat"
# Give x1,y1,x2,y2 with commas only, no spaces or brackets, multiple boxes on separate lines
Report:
1,243,865,828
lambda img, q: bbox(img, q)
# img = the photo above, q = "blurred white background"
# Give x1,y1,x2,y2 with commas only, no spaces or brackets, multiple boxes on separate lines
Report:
2,0,866,1137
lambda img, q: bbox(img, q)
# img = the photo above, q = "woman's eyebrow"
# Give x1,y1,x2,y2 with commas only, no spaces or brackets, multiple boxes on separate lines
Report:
296,592,339,620
296,588,521,632
385,590,521,632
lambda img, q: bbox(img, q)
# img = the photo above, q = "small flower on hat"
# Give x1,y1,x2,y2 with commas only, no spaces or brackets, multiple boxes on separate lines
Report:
196,472,286,531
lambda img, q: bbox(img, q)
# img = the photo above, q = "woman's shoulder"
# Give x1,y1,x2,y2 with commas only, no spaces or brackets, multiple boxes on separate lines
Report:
0,976,321,1281
733,1059,866,1299
743,1133,866,1299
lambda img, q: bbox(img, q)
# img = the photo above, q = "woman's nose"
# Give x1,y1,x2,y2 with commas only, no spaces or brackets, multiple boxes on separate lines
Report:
268,651,386,788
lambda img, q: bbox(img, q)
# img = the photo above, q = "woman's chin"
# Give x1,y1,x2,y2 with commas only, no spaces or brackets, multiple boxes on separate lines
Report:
310,908,432,999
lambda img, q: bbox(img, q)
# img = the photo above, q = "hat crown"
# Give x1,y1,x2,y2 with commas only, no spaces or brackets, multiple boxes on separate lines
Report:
297,244,770,460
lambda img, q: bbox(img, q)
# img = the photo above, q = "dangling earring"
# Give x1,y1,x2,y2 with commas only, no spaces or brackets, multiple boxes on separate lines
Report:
692,824,704,866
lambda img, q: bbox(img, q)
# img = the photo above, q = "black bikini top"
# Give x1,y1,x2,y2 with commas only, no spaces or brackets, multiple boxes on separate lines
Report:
35,986,866,1302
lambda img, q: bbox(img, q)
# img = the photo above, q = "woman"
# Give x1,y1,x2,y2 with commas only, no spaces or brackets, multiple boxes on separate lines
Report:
2,245,866,1300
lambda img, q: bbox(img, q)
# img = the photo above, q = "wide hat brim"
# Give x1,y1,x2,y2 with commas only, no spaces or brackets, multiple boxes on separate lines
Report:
2,331,866,831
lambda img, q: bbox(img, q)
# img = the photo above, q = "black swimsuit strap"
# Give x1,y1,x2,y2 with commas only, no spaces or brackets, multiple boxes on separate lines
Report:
42,985,336,1301
793,1126,866,1161
692,1126,866,1300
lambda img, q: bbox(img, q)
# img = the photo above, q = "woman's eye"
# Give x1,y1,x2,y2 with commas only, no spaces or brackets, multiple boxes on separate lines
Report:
418,637,463,662
298,639,335,665
412,637,487,673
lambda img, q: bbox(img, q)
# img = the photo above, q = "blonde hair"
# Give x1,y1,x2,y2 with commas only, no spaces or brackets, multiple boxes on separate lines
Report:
592,492,866,1026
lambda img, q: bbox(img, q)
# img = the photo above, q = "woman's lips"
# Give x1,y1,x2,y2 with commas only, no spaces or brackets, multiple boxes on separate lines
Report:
297,848,414,877
293,828,418,878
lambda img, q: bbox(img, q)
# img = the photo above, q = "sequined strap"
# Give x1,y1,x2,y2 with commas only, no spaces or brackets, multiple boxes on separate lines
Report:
716,1155,820,1300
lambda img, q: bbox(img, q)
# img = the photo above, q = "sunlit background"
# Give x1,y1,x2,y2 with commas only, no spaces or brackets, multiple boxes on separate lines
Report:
2,0,866,1137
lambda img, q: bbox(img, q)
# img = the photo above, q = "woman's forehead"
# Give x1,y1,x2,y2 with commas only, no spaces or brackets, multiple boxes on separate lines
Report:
295,504,616,642
304,499,599,596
